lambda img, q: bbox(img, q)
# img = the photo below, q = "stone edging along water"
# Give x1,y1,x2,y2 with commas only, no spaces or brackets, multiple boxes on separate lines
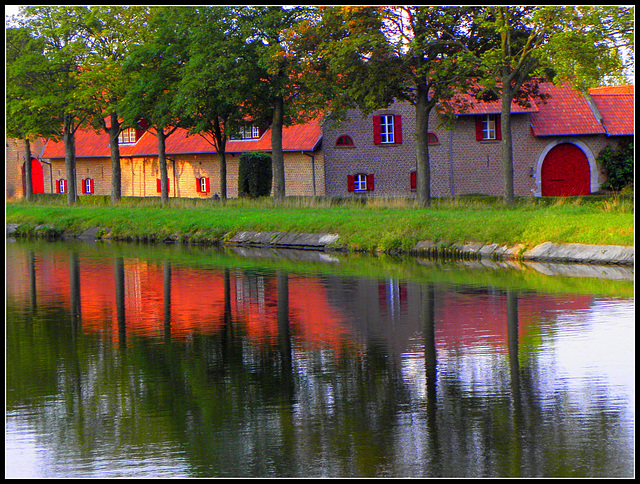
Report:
226,231,634,266
6,225,635,266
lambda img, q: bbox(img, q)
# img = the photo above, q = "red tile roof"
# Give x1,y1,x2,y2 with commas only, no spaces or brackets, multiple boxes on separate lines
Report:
439,91,539,115
529,83,606,136
42,118,323,159
589,85,634,95
589,92,634,136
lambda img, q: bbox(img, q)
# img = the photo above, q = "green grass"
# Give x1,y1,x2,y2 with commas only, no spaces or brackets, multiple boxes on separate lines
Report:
6,193,634,251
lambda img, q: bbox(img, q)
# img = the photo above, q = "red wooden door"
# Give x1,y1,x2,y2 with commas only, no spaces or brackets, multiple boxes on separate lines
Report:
541,143,590,196
21,158,45,195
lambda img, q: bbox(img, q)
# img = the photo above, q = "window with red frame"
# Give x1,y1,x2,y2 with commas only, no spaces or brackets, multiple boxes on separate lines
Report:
81,178,94,194
197,177,210,193
336,135,354,147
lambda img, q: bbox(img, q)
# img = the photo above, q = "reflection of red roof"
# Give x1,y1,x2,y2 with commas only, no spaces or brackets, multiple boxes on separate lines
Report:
42,119,323,159
435,292,594,351
530,83,606,136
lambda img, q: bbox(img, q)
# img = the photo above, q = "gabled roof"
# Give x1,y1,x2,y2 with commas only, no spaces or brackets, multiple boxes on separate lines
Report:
588,86,634,136
42,119,323,159
441,81,633,137
529,83,607,136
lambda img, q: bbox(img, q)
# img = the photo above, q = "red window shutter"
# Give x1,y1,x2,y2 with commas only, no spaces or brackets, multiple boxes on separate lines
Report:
81,179,86,194
495,115,502,140
196,177,202,193
410,171,417,191
373,115,382,145
89,179,94,194
394,115,402,144
367,173,375,191
204,177,210,193
156,178,171,193
347,175,355,192
475,116,483,141
55,180,60,194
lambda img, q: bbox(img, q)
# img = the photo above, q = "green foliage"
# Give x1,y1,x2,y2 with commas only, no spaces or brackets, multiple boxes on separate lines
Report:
597,142,634,192
238,152,273,198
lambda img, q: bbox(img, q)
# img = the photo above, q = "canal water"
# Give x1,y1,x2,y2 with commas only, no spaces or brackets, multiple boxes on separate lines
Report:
6,239,634,477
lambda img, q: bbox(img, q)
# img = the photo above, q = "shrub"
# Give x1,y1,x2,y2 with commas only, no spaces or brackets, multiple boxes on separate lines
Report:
238,152,272,198
597,142,633,192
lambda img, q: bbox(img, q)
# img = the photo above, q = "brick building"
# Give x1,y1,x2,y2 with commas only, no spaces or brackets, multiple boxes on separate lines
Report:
30,120,323,200
5,137,47,200
8,83,633,201
323,83,633,199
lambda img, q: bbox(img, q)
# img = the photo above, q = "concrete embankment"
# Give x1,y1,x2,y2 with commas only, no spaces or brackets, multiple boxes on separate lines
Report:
226,230,634,266
7,224,635,266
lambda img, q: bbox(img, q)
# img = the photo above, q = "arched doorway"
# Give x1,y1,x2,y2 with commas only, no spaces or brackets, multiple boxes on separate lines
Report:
21,157,45,196
540,143,591,196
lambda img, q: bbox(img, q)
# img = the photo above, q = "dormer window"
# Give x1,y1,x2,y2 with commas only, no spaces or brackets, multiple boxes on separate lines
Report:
231,124,262,140
118,127,137,145
336,135,354,147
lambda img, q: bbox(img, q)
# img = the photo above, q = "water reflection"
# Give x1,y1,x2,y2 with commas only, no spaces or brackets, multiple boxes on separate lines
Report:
6,240,634,477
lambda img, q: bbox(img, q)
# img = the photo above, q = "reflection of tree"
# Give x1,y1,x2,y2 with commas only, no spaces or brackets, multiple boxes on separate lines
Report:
115,256,126,348
421,282,441,475
5,243,635,478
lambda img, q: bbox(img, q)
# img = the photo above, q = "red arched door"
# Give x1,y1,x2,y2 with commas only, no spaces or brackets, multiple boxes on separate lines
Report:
541,143,591,196
21,157,45,195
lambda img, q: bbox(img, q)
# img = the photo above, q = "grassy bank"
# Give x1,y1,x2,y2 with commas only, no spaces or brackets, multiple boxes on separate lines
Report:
6,194,634,251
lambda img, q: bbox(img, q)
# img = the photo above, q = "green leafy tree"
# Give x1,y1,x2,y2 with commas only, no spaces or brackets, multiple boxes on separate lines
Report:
175,6,255,201
306,6,484,206
120,7,189,205
233,6,323,202
471,6,634,204
11,6,95,205
78,6,150,204
6,26,55,201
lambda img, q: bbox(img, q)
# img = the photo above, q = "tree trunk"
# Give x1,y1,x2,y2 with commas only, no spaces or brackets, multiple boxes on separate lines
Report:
63,114,77,206
109,113,122,204
109,112,122,204
158,129,169,205
415,84,432,207
218,150,227,201
24,137,33,202
501,86,515,205
271,96,285,202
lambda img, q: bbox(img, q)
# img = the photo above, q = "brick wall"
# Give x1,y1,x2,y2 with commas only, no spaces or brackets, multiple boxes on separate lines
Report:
44,150,325,199
6,137,46,200
323,101,626,198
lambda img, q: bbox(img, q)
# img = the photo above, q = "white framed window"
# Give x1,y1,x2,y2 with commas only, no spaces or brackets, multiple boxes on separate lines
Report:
199,177,210,193
380,114,395,144
118,127,137,145
354,173,368,191
232,125,261,140
82,178,94,194
482,115,497,140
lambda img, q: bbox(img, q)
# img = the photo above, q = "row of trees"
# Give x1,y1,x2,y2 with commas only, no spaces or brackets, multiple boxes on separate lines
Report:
6,6,634,206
